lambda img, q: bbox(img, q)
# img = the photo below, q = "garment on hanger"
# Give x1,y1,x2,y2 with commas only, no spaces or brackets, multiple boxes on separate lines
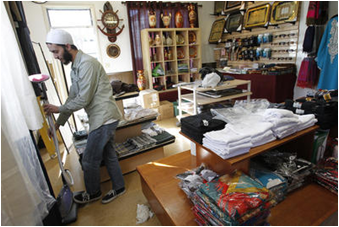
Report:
316,16,338,90
306,1,328,26
297,57,320,88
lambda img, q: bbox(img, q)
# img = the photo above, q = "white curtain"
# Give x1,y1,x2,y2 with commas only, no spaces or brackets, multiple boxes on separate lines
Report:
1,2,55,225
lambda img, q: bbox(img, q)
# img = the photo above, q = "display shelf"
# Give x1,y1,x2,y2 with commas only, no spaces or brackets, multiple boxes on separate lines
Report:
181,91,252,105
177,79,251,117
137,150,338,226
180,125,319,174
141,28,202,91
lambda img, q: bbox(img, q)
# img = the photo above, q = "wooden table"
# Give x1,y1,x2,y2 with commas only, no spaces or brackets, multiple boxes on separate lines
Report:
137,150,338,226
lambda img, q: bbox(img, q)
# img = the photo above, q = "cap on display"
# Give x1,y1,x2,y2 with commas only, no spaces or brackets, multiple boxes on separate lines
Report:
46,29,74,45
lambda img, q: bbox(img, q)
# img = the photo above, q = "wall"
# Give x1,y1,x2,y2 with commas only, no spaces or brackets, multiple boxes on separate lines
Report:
23,1,216,75
294,1,338,99
22,1,133,74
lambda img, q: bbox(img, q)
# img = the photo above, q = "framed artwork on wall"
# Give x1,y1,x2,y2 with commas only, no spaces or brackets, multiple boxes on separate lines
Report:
214,1,225,15
244,3,271,29
270,1,300,25
226,1,242,10
208,18,226,43
224,11,244,33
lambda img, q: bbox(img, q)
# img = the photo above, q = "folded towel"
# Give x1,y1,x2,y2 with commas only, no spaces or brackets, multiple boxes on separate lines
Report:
203,138,252,155
298,119,318,131
272,124,298,135
226,122,273,138
204,127,248,144
264,109,298,119
252,131,276,147
274,128,297,139
267,117,300,128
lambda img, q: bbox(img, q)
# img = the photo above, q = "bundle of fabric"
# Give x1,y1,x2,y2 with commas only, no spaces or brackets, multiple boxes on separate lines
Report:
253,150,315,193
262,109,299,139
192,170,274,225
313,157,338,194
114,133,157,158
226,120,276,147
249,163,288,204
203,127,252,159
297,114,318,131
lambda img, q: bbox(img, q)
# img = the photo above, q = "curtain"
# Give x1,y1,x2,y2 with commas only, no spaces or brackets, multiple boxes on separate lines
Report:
127,1,199,83
1,2,55,225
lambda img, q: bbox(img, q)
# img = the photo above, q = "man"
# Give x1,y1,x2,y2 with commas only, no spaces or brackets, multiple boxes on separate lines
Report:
44,29,125,204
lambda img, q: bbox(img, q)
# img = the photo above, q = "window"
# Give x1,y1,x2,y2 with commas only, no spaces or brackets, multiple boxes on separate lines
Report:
46,8,98,58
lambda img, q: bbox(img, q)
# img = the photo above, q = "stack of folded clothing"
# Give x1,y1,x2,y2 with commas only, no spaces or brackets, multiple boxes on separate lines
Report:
192,170,274,226
313,157,338,194
297,114,318,131
249,163,288,204
262,109,299,139
203,127,252,159
114,134,157,158
226,120,276,147
253,150,314,193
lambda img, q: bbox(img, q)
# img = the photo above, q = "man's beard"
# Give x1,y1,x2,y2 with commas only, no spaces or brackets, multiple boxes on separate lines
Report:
62,47,72,65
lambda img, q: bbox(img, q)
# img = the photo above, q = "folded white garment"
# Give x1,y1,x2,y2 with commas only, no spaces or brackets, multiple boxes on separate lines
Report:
252,134,276,147
267,117,299,128
298,114,316,124
203,138,252,155
298,119,318,131
204,127,248,144
208,137,251,148
274,128,297,139
272,124,298,135
252,131,276,147
211,147,250,160
226,121,273,137
263,109,298,119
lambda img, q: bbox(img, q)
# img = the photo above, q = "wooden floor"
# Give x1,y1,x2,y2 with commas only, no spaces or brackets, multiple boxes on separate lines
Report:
41,117,190,226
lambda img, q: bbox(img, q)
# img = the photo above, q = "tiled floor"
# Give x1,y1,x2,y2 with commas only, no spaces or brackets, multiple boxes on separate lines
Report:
42,117,190,226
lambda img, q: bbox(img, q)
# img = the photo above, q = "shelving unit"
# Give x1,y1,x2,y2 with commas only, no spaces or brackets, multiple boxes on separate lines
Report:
74,92,175,179
141,28,202,92
177,79,251,117
137,125,337,226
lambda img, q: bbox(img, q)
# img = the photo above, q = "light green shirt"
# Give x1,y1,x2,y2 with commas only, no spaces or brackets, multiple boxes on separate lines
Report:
57,50,122,132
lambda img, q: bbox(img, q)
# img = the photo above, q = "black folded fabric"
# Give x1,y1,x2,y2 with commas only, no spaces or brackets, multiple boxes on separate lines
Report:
181,111,226,144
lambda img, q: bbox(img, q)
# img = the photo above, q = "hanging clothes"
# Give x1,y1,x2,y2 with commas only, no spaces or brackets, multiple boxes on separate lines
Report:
316,16,338,90
297,57,320,89
306,1,329,26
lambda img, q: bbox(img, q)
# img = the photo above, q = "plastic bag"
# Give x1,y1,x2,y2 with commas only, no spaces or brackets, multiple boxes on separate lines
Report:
136,204,154,224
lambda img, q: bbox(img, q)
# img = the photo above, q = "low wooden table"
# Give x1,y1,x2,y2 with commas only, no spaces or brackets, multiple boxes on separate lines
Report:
137,150,338,226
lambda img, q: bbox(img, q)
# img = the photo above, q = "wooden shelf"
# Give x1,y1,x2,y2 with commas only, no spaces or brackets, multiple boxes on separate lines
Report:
181,91,252,105
141,28,202,91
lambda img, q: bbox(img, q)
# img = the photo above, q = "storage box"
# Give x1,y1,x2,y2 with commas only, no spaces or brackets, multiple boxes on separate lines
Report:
139,89,160,109
152,101,174,121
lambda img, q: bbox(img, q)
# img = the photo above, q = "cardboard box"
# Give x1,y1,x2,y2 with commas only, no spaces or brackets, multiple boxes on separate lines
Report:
139,89,160,109
153,100,174,121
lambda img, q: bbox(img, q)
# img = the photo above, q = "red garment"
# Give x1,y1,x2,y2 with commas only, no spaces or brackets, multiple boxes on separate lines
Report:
297,57,319,88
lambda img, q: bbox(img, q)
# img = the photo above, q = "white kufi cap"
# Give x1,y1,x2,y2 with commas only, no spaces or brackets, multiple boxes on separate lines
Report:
46,29,74,45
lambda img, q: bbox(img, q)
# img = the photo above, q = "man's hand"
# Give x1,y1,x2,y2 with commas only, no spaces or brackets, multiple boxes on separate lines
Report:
43,104,60,115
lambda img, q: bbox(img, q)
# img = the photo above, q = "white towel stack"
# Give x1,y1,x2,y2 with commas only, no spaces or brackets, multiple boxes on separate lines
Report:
203,127,252,159
226,121,276,147
297,114,318,131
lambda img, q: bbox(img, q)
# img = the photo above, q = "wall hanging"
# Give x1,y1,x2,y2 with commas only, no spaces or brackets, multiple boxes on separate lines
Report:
97,1,125,42
244,3,271,29
224,11,244,33
209,18,226,43
270,1,300,25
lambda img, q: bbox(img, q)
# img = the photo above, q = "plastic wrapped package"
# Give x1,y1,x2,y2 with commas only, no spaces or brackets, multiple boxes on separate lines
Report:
176,164,219,199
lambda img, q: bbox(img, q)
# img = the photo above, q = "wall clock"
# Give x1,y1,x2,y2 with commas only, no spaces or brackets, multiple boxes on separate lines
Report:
97,1,125,42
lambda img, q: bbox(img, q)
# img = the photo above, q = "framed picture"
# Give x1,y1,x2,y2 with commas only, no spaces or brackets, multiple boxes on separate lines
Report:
226,1,242,10
214,1,225,15
244,3,271,29
224,11,244,33
208,18,226,43
270,1,300,25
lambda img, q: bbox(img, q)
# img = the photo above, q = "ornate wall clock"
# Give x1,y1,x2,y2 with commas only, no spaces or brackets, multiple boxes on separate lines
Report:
97,1,125,42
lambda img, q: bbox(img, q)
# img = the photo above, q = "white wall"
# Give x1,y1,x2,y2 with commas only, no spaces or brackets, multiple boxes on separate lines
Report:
23,1,217,72
294,1,338,99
